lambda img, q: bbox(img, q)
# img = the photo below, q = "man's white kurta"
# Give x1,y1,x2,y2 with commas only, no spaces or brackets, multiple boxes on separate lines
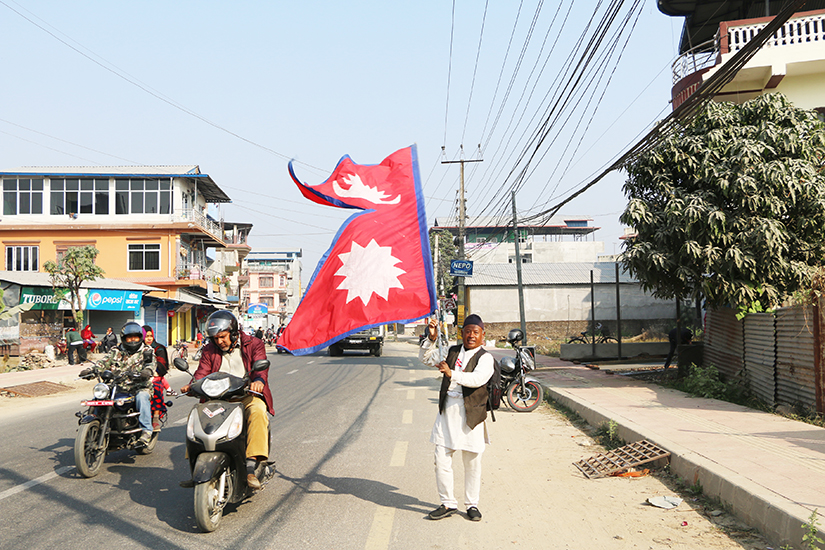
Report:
420,340,493,453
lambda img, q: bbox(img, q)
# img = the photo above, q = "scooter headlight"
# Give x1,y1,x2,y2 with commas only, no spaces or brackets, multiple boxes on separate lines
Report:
226,407,244,440
186,410,197,441
201,377,231,398
93,383,110,400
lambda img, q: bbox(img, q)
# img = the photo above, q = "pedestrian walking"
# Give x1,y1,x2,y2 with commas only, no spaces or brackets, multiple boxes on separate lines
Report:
419,313,493,522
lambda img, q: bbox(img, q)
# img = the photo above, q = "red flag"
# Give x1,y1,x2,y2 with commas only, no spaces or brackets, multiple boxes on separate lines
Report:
278,145,435,355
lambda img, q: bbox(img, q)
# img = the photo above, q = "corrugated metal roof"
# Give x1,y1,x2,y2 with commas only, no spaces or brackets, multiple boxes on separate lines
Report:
0,271,162,292
3,165,201,176
434,214,593,229
465,262,636,286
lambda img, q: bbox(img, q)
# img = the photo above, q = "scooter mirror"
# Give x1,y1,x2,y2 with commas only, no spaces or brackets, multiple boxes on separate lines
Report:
251,359,270,372
173,357,190,372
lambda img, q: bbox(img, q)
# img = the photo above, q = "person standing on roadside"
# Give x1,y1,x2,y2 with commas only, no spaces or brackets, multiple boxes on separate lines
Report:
419,313,493,522
66,327,86,364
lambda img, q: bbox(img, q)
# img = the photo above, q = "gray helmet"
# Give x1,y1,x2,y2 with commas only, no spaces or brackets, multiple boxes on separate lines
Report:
120,321,144,354
500,356,516,374
507,328,524,344
206,310,239,348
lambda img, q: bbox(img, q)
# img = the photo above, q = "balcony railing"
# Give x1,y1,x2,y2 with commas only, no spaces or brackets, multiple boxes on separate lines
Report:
672,11,825,85
178,209,224,243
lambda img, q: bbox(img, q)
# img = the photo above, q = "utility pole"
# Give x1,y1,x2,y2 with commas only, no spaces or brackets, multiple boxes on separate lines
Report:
512,191,527,344
441,146,482,329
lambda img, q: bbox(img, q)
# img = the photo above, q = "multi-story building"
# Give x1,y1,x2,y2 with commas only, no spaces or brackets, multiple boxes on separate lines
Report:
240,249,302,327
664,2,825,112
432,215,603,264
0,165,251,345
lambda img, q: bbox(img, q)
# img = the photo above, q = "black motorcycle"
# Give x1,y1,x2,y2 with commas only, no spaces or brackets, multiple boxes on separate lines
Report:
74,361,171,477
500,329,544,412
175,357,275,532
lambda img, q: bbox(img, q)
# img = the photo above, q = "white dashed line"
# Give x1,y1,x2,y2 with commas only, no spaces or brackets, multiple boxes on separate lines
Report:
0,465,75,501
364,506,396,549
286,369,299,375
389,441,408,467
402,410,413,424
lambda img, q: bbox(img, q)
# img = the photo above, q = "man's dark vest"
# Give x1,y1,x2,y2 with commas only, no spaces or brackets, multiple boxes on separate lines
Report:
438,344,489,429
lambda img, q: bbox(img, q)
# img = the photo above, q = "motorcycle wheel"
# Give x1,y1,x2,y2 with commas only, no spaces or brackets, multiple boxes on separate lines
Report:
136,431,159,455
74,420,106,478
194,470,232,532
505,379,544,412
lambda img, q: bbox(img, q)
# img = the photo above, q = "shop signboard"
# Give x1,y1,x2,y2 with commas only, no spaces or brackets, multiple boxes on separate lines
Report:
248,303,268,316
86,289,142,311
20,287,71,310
21,287,142,311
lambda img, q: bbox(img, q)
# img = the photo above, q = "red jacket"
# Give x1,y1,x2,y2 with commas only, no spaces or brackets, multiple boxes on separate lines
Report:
193,332,273,415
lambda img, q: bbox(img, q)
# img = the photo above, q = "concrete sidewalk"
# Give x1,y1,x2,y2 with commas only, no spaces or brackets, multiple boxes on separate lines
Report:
526,358,825,549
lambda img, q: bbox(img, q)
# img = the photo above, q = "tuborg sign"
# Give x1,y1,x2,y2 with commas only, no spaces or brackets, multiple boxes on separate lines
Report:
20,287,142,311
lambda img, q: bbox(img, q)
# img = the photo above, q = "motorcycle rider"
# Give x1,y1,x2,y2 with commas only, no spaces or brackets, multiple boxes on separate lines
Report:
180,310,273,490
100,321,157,446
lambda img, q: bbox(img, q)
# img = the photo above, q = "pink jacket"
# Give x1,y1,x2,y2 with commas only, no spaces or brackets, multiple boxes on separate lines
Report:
193,332,273,415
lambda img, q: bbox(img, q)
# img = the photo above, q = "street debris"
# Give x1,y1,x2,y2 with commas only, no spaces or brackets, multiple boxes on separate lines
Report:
573,439,671,479
646,496,683,509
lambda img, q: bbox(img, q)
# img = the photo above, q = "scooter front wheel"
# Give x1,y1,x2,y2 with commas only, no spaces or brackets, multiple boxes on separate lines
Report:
505,379,544,412
194,469,232,532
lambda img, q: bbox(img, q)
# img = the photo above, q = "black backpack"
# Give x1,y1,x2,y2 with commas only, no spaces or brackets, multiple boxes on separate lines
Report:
484,351,502,421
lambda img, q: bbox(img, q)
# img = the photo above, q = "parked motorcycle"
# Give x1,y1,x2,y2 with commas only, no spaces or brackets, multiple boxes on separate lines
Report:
174,357,275,532
500,329,544,412
74,362,172,477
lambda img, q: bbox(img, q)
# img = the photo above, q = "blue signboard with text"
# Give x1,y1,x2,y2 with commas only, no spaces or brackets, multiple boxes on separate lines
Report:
450,259,473,277
86,289,142,311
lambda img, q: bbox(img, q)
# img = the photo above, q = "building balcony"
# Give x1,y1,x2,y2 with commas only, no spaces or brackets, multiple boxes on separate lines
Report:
671,9,825,110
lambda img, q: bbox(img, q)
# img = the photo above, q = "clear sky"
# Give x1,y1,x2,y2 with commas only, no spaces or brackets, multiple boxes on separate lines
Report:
0,1,683,275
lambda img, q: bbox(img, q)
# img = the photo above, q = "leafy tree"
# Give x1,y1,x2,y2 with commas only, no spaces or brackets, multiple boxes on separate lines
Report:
621,94,825,312
429,230,458,299
43,246,104,328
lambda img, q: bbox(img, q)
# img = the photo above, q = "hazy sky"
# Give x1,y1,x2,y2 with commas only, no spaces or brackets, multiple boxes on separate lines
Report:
0,1,683,274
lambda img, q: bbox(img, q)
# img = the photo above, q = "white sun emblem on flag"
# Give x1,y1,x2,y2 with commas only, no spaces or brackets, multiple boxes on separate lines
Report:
335,239,405,306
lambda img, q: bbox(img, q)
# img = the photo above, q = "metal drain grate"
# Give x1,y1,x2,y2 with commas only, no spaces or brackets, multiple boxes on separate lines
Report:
573,439,670,479
1,381,72,398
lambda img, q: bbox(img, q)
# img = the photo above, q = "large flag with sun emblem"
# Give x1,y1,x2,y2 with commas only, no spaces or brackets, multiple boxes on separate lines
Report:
277,145,436,355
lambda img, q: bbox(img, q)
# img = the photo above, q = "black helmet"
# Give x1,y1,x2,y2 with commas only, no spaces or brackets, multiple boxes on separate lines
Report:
507,328,524,344
120,321,145,354
206,310,239,349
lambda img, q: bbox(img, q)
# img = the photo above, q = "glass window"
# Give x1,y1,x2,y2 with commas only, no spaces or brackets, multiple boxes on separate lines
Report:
3,178,44,215
260,276,274,288
5,245,39,271
128,243,161,271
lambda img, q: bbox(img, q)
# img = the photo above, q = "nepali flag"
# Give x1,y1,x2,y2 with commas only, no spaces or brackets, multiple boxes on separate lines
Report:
278,145,436,355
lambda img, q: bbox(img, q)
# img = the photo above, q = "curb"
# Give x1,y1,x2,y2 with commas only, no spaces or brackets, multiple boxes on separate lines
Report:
544,383,824,548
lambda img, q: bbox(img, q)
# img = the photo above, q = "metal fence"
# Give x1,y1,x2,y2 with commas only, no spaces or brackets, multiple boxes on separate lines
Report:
704,304,823,412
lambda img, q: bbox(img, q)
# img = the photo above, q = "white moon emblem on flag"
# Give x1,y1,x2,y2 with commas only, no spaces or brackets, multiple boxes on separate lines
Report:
335,239,405,305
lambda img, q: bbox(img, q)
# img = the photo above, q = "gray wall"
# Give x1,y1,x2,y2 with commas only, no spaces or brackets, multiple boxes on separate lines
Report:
466,283,675,324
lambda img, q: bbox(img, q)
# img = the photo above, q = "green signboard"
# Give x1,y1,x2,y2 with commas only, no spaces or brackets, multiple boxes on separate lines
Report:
19,287,63,310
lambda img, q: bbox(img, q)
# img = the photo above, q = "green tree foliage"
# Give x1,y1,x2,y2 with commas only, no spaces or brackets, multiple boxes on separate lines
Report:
621,94,825,312
43,245,104,328
429,230,458,298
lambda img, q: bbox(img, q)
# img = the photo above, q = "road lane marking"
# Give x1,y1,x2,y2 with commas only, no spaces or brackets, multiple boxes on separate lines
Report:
286,369,299,375
174,417,188,424
364,505,395,550
389,441,408,467
0,465,75,501
407,389,415,400
402,410,413,424
308,361,315,364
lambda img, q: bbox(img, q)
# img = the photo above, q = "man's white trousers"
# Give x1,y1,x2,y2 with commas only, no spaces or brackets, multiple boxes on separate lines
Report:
434,444,482,509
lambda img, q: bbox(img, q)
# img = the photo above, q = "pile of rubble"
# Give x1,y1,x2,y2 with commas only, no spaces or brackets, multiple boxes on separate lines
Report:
17,350,58,371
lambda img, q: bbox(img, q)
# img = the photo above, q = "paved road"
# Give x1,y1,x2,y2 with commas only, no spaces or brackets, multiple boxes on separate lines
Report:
0,343,455,549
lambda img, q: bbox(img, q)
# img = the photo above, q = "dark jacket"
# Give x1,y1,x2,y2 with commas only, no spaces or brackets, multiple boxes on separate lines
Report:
102,332,118,349
438,344,490,430
149,341,169,374
193,332,273,415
